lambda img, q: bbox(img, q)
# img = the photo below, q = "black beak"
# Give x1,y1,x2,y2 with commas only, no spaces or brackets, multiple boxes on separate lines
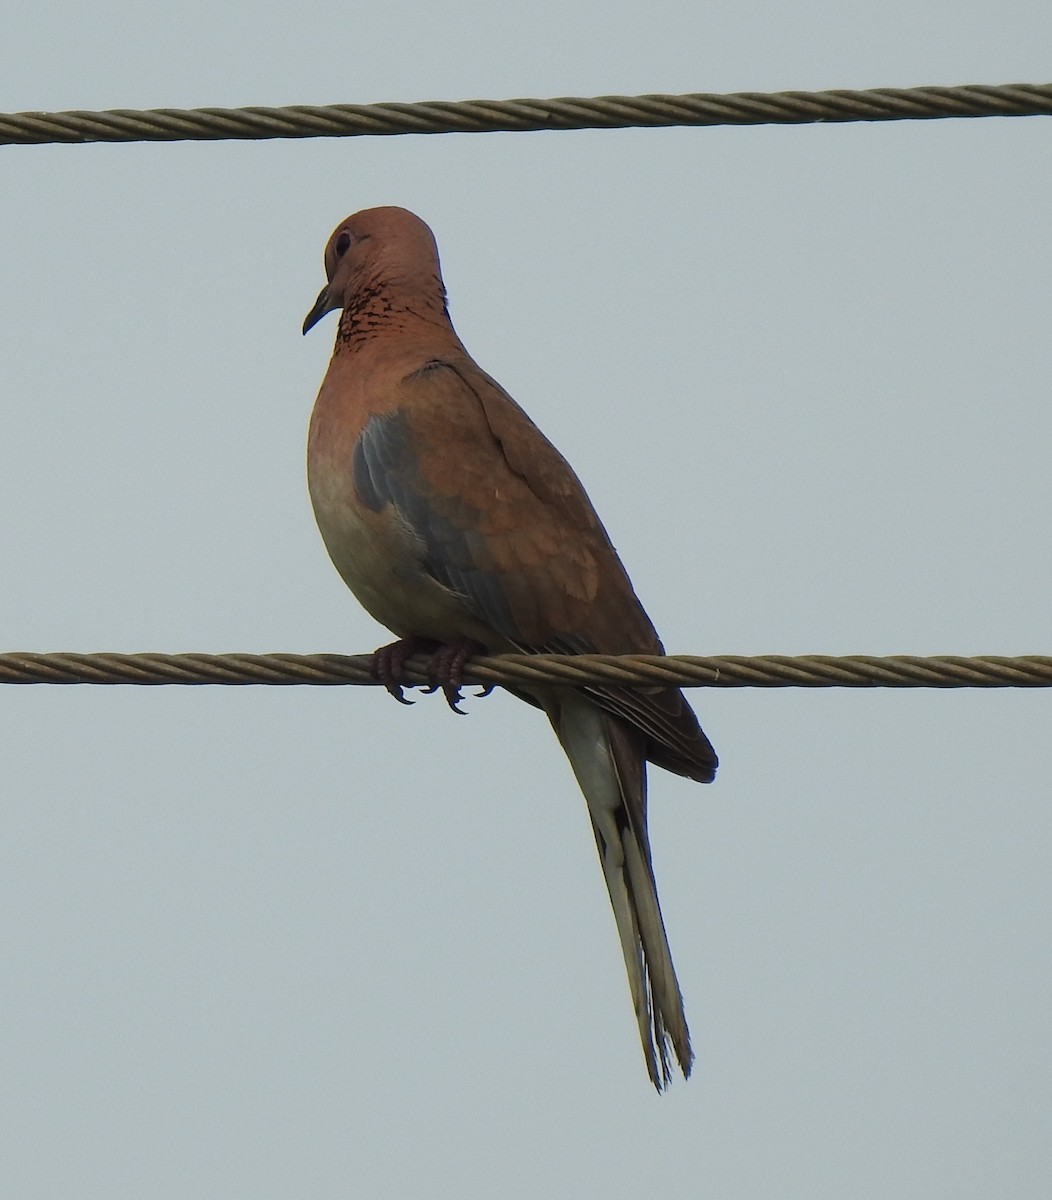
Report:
302,285,337,335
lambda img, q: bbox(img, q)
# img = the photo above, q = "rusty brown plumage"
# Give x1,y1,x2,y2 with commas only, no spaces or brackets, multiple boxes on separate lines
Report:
304,206,717,1087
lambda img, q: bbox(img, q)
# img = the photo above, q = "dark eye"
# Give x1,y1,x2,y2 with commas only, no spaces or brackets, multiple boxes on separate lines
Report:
334,231,352,257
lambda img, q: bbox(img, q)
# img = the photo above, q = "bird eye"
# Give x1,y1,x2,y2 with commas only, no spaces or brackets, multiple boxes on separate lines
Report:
334,231,352,257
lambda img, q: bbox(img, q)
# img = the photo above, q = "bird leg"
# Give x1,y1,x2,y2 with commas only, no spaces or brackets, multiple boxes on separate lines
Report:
372,637,491,711
423,639,486,714
371,637,439,705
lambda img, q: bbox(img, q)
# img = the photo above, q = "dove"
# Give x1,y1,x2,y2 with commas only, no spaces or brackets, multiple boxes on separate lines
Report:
303,206,717,1088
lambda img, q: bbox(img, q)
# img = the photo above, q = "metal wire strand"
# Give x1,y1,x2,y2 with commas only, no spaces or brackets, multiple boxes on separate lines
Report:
1,652,1050,688
3,82,1052,146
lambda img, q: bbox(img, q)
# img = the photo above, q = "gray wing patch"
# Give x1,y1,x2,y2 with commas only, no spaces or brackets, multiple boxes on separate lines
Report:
352,410,520,640
352,410,413,514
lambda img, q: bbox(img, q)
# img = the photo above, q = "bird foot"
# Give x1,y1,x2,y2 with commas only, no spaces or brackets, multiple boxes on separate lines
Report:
371,637,439,705
421,639,487,714
371,637,491,712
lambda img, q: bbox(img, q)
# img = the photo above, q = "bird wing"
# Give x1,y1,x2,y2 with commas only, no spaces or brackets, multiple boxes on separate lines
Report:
352,355,716,782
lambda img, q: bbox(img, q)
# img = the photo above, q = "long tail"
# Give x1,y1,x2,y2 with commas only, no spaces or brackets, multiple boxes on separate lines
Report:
550,693,692,1089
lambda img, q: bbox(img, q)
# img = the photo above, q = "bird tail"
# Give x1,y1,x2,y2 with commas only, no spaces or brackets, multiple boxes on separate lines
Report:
550,693,692,1090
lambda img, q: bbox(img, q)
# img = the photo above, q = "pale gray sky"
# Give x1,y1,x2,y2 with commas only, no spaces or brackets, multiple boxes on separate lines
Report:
3,4,1051,1197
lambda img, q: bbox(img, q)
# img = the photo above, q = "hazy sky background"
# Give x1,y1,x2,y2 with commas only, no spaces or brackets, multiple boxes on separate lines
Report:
3,4,1051,1197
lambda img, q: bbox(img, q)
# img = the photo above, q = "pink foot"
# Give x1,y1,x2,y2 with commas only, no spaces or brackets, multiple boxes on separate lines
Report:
371,637,438,705
372,637,491,713
423,640,486,714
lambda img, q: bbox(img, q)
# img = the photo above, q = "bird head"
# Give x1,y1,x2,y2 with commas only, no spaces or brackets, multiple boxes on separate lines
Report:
302,206,445,335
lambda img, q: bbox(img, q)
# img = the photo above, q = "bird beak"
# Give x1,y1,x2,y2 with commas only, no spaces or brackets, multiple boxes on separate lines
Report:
302,285,337,335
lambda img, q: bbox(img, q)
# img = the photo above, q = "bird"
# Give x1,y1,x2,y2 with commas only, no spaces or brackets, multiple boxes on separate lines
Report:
302,206,717,1089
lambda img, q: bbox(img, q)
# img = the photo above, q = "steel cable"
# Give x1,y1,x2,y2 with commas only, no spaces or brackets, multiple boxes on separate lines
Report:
3,82,1051,146
2,652,1050,688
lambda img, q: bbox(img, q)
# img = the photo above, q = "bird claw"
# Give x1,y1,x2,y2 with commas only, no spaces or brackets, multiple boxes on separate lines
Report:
371,637,487,713
426,640,484,714
371,637,436,704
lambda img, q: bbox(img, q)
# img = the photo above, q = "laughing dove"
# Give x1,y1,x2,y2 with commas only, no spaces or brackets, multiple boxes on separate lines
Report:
303,206,717,1089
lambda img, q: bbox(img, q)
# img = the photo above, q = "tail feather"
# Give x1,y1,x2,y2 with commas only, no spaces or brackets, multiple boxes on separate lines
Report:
550,693,693,1089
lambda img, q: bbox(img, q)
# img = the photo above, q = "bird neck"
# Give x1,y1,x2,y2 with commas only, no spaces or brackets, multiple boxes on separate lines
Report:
336,267,451,350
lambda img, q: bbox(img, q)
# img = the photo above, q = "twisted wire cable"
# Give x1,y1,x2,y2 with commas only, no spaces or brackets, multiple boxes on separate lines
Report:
1,652,1050,689
3,82,1051,146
